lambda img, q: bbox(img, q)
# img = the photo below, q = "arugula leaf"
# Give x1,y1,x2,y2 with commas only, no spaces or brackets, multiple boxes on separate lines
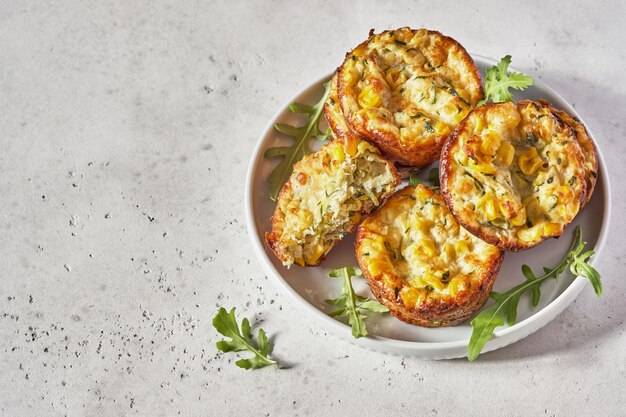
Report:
467,226,602,361
477,55,534,106
212,307,279,369
428,167,440,187
408,167,440,187
325,267,389,338
264,82,332,201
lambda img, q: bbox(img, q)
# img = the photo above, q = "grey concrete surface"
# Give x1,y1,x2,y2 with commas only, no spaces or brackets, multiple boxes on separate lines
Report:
1,1,624,416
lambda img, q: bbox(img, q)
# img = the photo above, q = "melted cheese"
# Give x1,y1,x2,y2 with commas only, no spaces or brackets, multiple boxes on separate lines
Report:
441,100,587,250
267,139,399,267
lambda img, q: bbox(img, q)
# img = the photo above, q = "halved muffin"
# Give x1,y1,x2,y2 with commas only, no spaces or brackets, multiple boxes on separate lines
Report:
440,100,588,251
266,139,400,267
337,27,483,167
537,99,598,209
356,184,504,327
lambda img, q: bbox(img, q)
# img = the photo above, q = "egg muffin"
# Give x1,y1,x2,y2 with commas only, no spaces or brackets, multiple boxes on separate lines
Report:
537,99,598,209
440,100,588,251
356,184,503,327
337,27,483,167
266,139,400,267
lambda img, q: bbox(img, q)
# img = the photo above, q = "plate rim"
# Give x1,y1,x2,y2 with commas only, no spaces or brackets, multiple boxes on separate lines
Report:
244,54,612,358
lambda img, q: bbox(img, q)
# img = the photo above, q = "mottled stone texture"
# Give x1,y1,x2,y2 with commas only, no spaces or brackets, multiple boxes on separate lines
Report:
0,1,624,416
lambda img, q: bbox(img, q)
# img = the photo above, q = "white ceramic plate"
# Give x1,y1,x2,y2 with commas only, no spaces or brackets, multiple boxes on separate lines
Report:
245,55,611,359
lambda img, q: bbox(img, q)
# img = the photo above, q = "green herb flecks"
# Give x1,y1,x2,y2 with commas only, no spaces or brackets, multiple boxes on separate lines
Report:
463,170,485,192
265,82,332,200
467,226,602,361
212,307,279,369
478,55,534,106
326,267,389,339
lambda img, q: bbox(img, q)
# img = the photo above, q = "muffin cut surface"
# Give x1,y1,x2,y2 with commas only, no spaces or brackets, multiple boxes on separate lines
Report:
266,139,399,267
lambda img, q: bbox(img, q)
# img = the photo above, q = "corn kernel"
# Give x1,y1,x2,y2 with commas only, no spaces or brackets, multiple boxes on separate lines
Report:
331,144,345,162
297,209,313,227
351,48,365,58
370,238,385,253
563,184,575,193
480,131,502,156
477,194,500,221
485,200,499,220
443,242,456,261
412,218,433,234
542,222,561,236
424,273,446,291
448,277,466,297
345,137,358,156
358,86,381,108
510,206,527,226
368,259,390,276
305,244,326,264
454,107,470,124
415,185,432,200
497,141,515,166
400,287,420,309
435,121,451,135
517,224,543,242
419,238,436,257
474,116,485,131
468,158,496,175
454,240,470,254
518,147,543,175
412,276,426,288
498,200,512,217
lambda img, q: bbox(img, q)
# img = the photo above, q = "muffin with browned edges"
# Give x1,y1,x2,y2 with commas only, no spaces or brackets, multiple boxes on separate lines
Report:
440,100,588,251
356,184,504,327
337,27,483,167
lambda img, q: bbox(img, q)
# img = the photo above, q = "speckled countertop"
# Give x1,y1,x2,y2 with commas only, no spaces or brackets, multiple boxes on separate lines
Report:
0,1,624,416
